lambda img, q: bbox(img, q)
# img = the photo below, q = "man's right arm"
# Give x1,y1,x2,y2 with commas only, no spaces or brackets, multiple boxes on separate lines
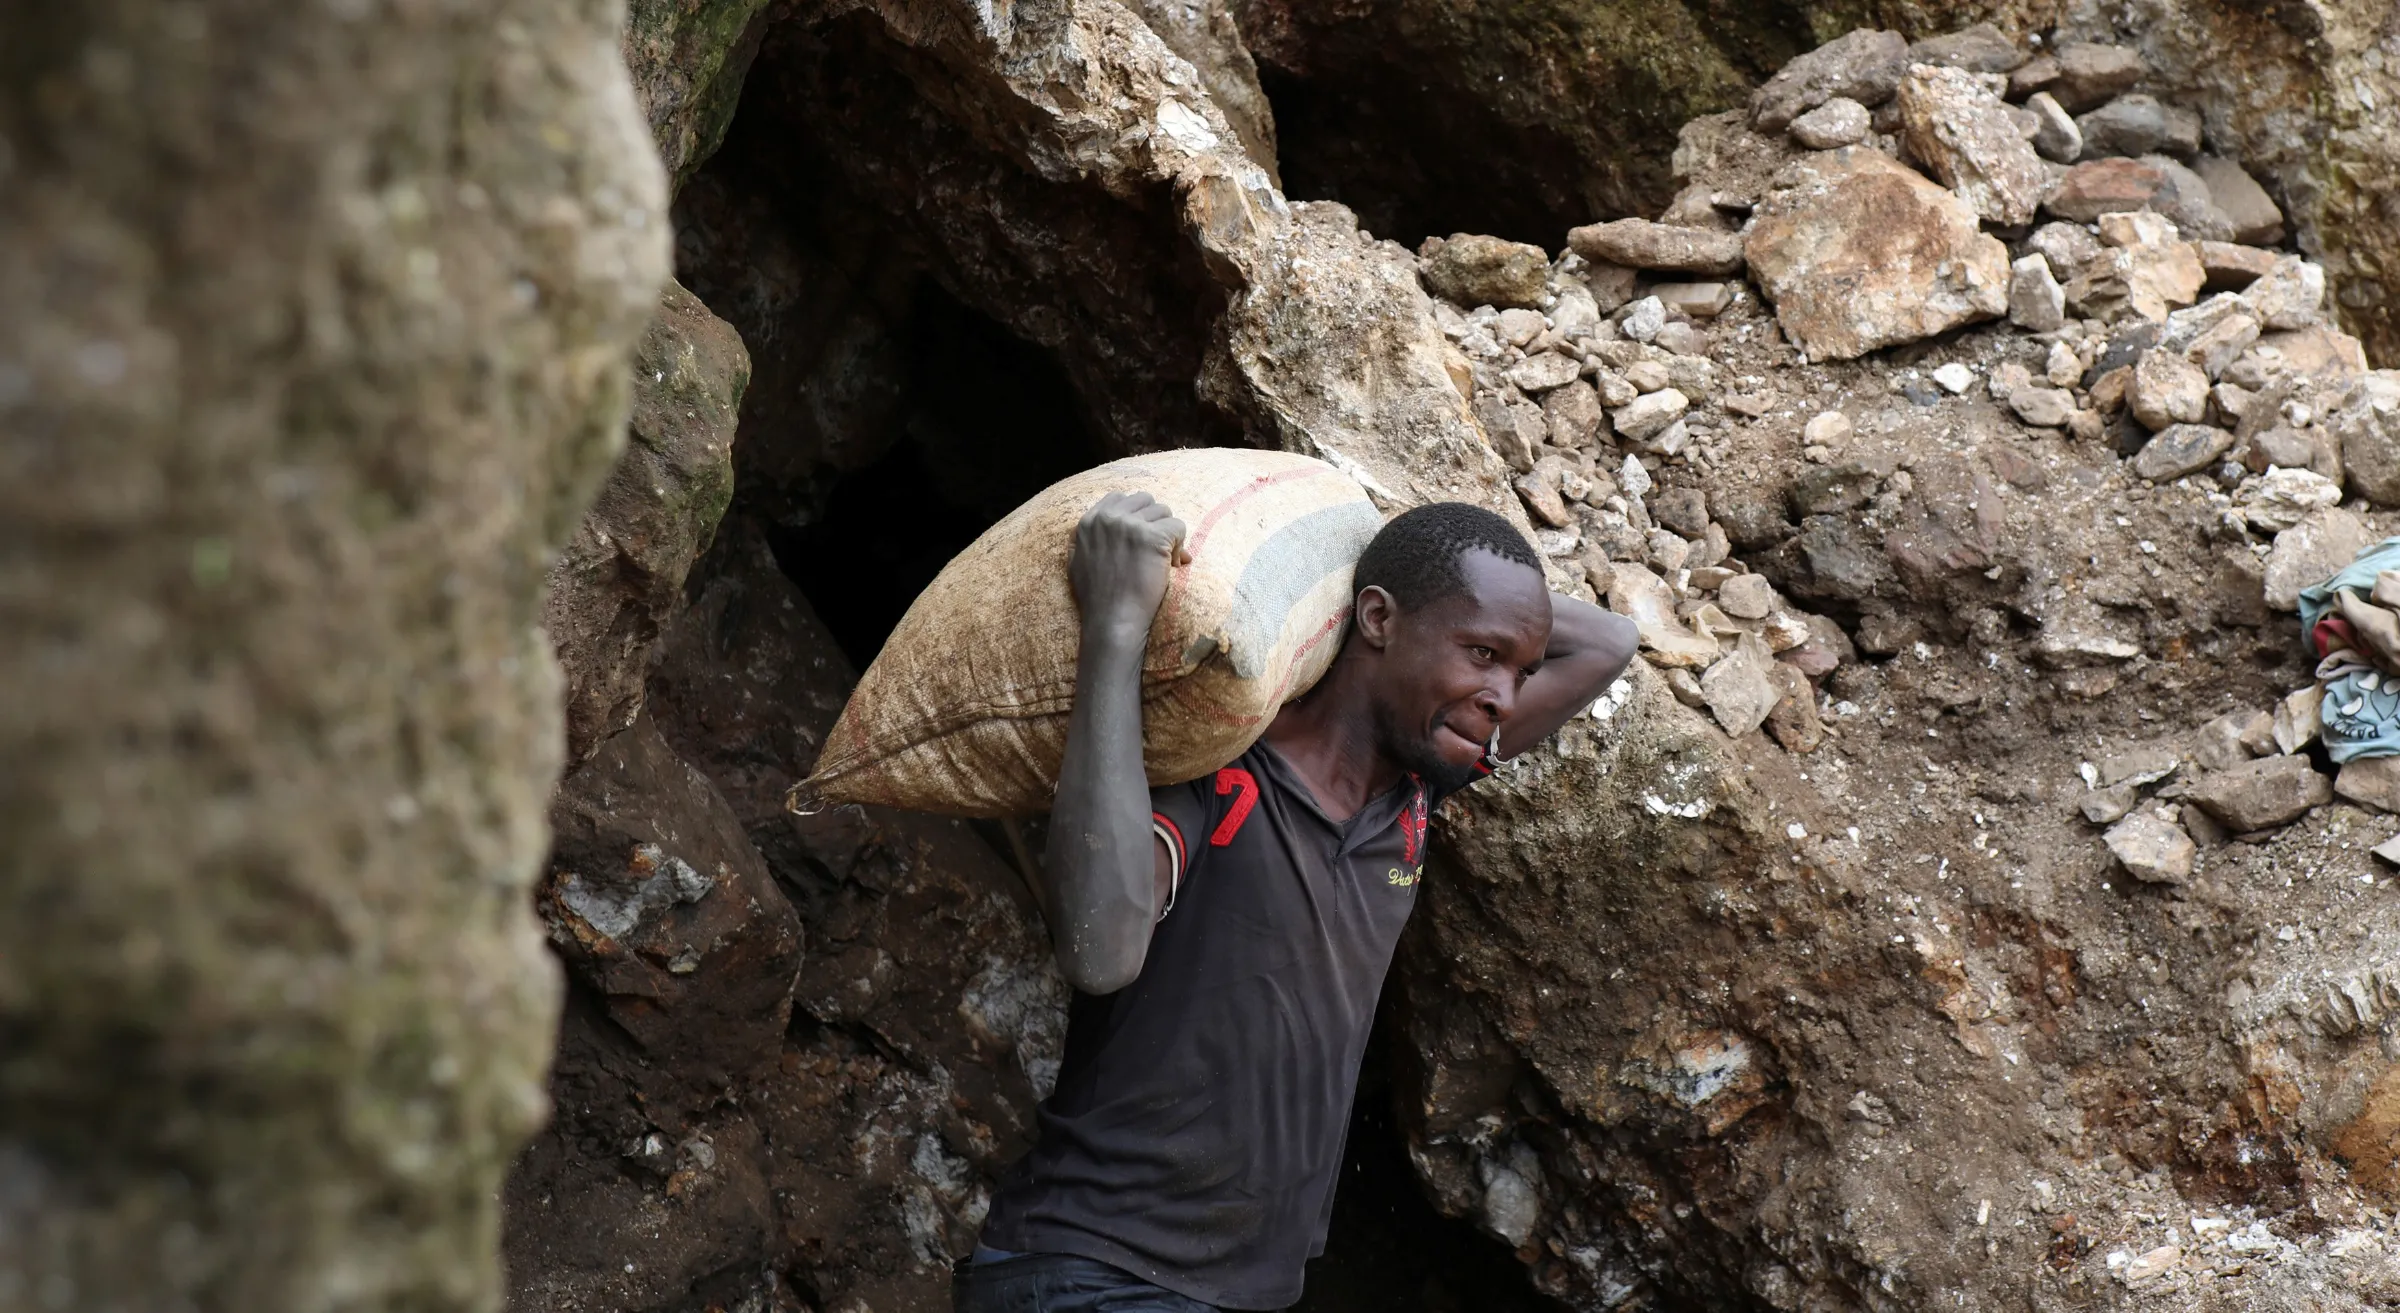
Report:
1042,491,1184,996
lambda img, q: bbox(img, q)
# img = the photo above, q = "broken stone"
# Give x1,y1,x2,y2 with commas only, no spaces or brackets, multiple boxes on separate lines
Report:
2236,466,2344,532
1542,381,1607,448
2275,684,2326,754
1718,573,1774,620
2214,382,2258,424
2007,53,2060,99
1422,235,1552,309
2182,311,2260,380
1589,367,1638,408
1495,307,1548,346
1505,351,1583,392
1802,410,1852,447
1896,63,2051,226
2333,372,2400,506
2131,423,2234,481
1908,23,2024,73
1649,486,1708,537
1750,29,1910,132
2106,808,2196,883
1931,362,1975,395
1568,219,1745,276
2263,507,2372,610
1619,295,1667,342
2009,386,2076,428
1654,321,1706,356
2008,254,2068,331
2247,325,2368,385
1745,148,2009,361
2187,755,2332,832
2190,156,2284,245
1647,529,1692,573
1788,96,1871,149
1702,633,1782,738
2075,94,2202,160
2045,343,2083,386
2133,155,2237,242
1473,393,1543,472
1609,563,1720,668
1651,281,1734,318
2238,256,2327,331
1582,259,1639,311
2082,783,2139,824
1622,359,1672,393
2128,349,2210,429
1664,666,1708,707
2026,220,2105,282
2100,746,2182,789
2236,707,2281,757
2048,41,2145,113
2025,91,2082,163
2190,710,2260,772
2042,156,2171,223
1514,469,1571,528
2065,221,2204,323
2337,756,2400,814
1613,388,1690,442
2118,1244,2182,1289
2198,241,2281,291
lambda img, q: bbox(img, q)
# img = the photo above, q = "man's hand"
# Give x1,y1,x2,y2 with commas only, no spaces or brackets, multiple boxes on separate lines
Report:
1069,491,1187,643
1044,492,1186,996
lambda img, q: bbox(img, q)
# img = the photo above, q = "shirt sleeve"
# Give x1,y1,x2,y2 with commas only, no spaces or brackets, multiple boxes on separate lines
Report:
1147,775,1219,914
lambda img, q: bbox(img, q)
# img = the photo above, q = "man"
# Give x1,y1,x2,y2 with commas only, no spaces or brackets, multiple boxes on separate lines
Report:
960,492,1638,1312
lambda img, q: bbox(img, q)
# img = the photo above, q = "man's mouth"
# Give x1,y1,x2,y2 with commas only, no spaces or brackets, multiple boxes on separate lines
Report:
1435,721,1487,760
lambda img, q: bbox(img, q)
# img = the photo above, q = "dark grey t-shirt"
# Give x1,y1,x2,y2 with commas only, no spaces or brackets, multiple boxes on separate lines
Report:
980,741,1455,1309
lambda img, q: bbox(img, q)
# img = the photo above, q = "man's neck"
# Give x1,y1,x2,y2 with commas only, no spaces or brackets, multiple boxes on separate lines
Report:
1261,661,1402,822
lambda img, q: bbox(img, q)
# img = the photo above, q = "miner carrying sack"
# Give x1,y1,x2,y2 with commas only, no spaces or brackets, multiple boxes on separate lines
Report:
955,489,1636,1312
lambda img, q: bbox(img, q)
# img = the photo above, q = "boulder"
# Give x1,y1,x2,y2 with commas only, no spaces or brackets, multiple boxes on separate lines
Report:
1788,96,1870,149
2336,756,2400,814
1894,64,2051,226
2075,94,2203,159
1542,381,1608,447
1422,234,1553,309
546,279,747,765
2026,91,2082,163
2239,255,2327,331
2008,255,2067,331
1701,634,1782,738
2065,213,2204,323
2332,372,2400,507
2186,755,2333,831
1567,218,1745,276
2104,808,2197,883
2135,155,2237,242
2043,156,2173,222
2199,241,2282,291
2262,507,2374,611
2131,423,2234,481
2127,348,2211,430
2191,156,2285,245
2049,41,2146,113
1749,28,1909,131
1743,148,2009,361
1906,23,2025,74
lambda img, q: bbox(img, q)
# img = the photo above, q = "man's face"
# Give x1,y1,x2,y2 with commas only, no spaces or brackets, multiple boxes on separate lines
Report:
1359,550,1552,792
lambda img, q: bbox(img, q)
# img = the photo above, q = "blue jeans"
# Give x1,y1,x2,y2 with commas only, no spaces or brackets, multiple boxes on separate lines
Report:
951,1252,1221,1313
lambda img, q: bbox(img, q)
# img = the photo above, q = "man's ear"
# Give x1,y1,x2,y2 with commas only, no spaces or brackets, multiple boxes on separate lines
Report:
1353,585,1399,650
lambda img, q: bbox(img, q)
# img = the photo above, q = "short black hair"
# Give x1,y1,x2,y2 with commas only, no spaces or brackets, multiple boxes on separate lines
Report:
1352,501,1541,610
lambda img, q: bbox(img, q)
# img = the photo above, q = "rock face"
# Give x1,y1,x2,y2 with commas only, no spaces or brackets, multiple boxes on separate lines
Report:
508,524,1067,1313
1744,148,2010,361
0,1,670,1310
546,279,746,765
624,0,779,185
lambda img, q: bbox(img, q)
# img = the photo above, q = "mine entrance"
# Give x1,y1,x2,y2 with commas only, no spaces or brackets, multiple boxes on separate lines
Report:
766,280,1108,669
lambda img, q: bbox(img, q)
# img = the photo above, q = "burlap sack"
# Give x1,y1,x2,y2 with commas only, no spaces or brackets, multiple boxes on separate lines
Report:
797,449,1382,816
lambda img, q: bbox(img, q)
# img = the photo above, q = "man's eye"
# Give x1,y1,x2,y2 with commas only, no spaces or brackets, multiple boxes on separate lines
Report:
1469,645,1496,661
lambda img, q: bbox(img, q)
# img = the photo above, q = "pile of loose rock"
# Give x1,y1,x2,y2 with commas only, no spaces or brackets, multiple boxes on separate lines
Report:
1412,21,2398,857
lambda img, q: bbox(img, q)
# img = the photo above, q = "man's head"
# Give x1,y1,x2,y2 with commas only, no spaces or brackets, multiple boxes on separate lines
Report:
1343,503,1551,793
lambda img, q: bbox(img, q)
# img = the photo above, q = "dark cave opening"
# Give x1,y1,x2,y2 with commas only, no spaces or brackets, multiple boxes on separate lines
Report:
1256,62,1601,251
762,280,1109,671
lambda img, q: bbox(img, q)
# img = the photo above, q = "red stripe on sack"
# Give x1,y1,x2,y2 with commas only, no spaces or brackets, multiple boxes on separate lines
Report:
1210,768,1259,846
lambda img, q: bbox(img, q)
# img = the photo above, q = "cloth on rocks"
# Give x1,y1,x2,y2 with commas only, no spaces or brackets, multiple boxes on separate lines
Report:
2298,537,2400,762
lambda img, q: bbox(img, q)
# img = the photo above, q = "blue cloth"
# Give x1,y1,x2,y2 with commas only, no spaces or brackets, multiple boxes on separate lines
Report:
952,1252,1223,1313
2298,536,2400,763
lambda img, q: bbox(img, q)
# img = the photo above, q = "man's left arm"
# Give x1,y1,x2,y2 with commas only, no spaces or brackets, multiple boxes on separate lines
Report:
1494,592,1638,760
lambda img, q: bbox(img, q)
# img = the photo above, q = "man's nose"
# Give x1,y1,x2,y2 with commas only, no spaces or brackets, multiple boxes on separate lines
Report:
1477,677,1514,723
